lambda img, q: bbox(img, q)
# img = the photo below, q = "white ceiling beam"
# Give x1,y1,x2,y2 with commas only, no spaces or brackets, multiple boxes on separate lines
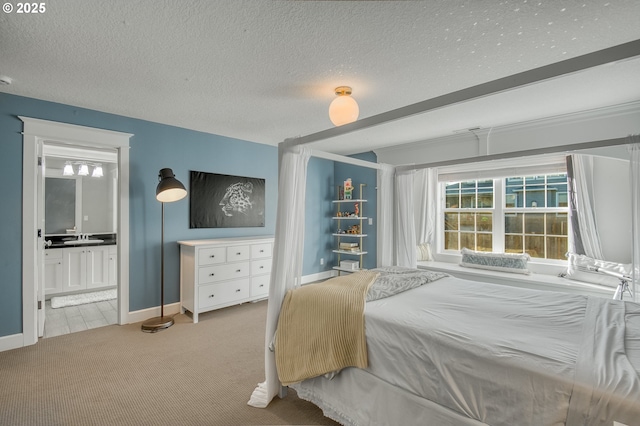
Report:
282,39,640,149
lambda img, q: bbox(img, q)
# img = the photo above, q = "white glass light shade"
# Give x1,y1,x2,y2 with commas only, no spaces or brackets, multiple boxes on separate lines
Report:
63,163,74,176
329,95,359,126
78,164,89,176
92,165,103,177
329,95,360,126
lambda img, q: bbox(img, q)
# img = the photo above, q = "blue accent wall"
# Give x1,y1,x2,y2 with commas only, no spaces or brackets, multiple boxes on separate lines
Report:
0,93,278,337
302,157,335,276
0,92,376,339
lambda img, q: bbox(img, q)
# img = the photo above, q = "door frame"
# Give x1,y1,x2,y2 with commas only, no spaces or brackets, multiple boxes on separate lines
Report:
21,117,132,346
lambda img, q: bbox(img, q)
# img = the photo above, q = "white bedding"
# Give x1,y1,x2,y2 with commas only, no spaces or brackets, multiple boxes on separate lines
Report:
293,275,640,426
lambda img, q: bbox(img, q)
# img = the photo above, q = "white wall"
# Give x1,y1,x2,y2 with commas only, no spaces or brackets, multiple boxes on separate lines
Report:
592,155,631,263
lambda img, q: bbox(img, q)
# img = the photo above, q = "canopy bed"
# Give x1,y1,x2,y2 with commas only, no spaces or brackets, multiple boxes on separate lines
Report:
248,40,640,425
246,136,640,425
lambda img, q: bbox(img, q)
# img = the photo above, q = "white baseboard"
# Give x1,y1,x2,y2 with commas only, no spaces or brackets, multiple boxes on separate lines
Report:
0,333,25,352
301,270,337,285
125,302,181,324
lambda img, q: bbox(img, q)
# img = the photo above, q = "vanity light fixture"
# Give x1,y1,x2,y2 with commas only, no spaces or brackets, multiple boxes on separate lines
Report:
329,86,359,126
63,162,74,176
141,168,188,333
92,164,103,178
78,163,89,176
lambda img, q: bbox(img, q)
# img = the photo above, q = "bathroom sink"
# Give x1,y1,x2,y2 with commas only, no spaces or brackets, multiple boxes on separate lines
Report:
63,239,104,245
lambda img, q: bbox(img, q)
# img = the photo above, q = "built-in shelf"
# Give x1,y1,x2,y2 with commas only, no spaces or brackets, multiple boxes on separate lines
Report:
332,233,367,237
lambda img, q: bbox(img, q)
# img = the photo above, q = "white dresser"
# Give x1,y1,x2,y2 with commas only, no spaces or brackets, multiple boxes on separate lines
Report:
178,236,274,323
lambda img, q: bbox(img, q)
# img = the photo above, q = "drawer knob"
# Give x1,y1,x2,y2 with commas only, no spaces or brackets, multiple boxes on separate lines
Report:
209,273,215,276
259,266,264,269
210,255,215,258
259,284,264,288
236,269,241,273
260,249,264,253
235,289,241,292
236,252,241,255
209,294,215,298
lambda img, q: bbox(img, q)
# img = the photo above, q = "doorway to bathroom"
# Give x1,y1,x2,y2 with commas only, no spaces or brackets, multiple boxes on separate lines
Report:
41,145,119,337
21,117,131,347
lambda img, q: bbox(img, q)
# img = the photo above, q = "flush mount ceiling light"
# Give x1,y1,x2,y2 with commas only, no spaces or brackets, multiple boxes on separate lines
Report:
329,86,359,126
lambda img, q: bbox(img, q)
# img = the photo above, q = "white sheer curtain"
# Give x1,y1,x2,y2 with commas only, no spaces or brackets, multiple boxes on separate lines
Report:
377,164,395,267
248,145,310,408
629,136,640,302
567,154,605,259
395,170,416,268
414,168,437,257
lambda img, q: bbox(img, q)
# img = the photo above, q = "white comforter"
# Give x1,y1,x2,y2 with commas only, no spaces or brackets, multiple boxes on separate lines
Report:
298,275,640,426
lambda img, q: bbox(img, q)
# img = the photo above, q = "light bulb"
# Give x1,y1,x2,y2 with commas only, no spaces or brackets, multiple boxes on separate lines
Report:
78,164,89,176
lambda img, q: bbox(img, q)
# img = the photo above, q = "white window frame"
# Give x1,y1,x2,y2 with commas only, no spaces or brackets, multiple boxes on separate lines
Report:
435,154,569,269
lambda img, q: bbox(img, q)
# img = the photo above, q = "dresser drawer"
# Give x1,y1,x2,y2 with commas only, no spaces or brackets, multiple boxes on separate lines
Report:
226,245,250,262
251,258,272,276
198,261,250,284
198,247,226,265
198,278,250,309
251,275,270,298
251,243,272,259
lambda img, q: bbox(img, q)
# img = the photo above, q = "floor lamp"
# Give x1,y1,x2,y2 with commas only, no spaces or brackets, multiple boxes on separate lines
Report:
141,168,187,333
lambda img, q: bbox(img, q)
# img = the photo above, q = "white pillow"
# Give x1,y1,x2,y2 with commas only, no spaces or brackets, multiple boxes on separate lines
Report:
460,248,531,274
416,243,432,261
565,253,631,288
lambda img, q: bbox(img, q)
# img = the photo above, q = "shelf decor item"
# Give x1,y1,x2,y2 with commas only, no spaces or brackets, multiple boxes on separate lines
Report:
344,178,353,200
141,168,187,333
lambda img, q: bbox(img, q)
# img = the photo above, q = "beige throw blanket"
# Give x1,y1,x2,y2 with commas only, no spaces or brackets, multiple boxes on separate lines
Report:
275,271,379,386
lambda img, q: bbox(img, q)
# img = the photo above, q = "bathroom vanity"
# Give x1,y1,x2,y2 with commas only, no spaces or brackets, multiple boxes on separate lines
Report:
44,233,117,295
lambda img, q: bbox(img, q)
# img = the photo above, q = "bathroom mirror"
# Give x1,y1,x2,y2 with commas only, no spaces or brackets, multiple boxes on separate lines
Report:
43,145,118,236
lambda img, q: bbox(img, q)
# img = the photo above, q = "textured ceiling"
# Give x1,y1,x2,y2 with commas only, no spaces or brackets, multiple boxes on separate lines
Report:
1,0,640,154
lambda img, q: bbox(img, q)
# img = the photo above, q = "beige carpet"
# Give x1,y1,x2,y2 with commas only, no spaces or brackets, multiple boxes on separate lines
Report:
0,300,339,426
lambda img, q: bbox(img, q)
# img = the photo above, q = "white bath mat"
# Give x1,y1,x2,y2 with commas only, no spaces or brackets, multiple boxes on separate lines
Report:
50,289,117,309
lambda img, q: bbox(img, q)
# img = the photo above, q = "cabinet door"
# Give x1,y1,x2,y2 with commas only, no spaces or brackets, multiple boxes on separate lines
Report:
86,246,110,289
44,259,64,294
108,247,117,286
62,247,86,293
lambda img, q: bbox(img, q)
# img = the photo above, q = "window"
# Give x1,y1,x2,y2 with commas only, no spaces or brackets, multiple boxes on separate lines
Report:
442,172,568,260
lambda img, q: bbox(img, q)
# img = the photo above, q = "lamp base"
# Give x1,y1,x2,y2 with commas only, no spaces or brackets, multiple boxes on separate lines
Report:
141,315,174,333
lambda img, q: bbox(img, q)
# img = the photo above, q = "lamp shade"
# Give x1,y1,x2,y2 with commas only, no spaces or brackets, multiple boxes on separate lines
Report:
92,164,104,178
78,164,89,176
329,86,359,126
156,168,187,203
63,163,74,176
